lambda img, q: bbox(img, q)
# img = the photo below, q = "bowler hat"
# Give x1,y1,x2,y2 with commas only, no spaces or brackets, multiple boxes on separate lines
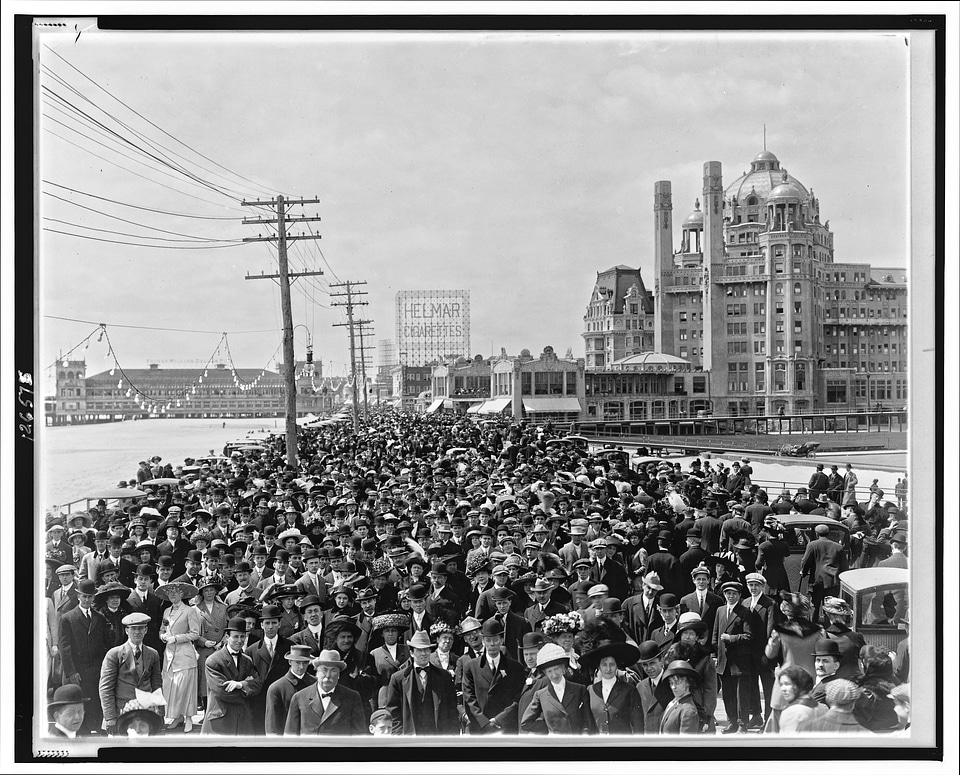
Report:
297,594,324,612
481,618,505,637
491,586,515,601
657,593,679,609
407,584,429,601
636,640,665,663
77,578,97,596
225,616,248,634
48,683,89,710
521,632,546,652
599,597,627,615
258,604,283,620
813,638,842,658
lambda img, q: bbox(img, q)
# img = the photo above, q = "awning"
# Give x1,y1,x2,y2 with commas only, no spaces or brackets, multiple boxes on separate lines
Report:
425,398,445,414
466,402,484,414
522,397,583,413
478,397,512,415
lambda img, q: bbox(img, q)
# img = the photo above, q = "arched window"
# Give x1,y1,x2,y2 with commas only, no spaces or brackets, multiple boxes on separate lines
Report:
59,372,65,381
794,282,802,296
67,371,74,380
775,283,783,296
746,196,758,206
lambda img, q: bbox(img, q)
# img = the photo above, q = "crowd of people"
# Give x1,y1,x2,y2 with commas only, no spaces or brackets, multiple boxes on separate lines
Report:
43,412,911,739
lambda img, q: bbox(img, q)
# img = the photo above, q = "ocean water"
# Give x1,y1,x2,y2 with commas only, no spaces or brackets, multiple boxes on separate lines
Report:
41,417,284,510
40,417,907,513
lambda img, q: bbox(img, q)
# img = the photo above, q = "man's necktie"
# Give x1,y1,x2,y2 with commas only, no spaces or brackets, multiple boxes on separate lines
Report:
418,668,428,696
267,640,274,660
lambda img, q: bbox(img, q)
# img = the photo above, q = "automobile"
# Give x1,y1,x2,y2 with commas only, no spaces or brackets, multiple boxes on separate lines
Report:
561,435,590,450
839,567,909,652
777,514,852,595
593,448,630,466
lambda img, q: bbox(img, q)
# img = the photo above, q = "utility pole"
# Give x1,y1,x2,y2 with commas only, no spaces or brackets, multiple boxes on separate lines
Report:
242,195,322,465
356,319,376,421
330,281,368,432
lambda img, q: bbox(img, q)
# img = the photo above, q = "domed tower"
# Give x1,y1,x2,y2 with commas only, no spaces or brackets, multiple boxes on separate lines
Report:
678,199,704,260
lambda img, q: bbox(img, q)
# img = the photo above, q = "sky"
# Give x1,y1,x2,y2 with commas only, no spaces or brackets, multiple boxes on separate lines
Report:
36,28,918,394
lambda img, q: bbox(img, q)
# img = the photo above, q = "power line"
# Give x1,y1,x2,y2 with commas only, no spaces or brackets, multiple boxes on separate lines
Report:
40,64,263,202
42,47,283,198
42,200,236,241
42,180,238,220
42,227,245,250
43,314,282,335
42,85,245,202
41,126,249,214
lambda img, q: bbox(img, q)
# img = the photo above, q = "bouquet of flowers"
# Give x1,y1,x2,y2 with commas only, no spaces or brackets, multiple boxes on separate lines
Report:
541,610,583,636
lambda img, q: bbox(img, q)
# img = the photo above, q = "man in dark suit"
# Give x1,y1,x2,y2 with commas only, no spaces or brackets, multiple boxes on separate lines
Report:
97,612,162,735
404,584,436,641
695,508,723,554
201,616,264,735
384,631,459,735
288,595,326,657
264,645,314,735
591,538,630,601
125,564,166,657
557,522,591,573
58,579,109,734
245,604,293,734
649,593,681,649
677,529,709,596
474,565,513,621
801,524,849,619
425,563,463,625
623,572,664,645
645,531,683,596
484,587,531,662
711,581,758,734
635,639,673,734
461,618,525,734
284,649,368,735
680,563,723,642
155,521,190,577
743,573,776,726
524,579,569,631
807,464,830,502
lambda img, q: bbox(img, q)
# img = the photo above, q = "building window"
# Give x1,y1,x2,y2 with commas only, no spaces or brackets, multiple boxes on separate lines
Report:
754,340,765,355
692,376,705,394
774,362,787,390
755,363,765,391
679,347,688,358
794,321,802,333
679,330,688,341
754,303,765,315
679,312,687,322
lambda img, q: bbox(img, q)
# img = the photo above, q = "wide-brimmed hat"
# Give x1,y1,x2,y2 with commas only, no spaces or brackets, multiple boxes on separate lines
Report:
116,697,164,735
530,578,553,594
822,596,854,617
406,631,436,650
372,611,410,632
155,581,199,601
579,641,641,672
662,659,700,685
94,581,131,605
677,612,709,635
197,574,225,594
327,615,361,638
312,649,348,670
535,643,569,670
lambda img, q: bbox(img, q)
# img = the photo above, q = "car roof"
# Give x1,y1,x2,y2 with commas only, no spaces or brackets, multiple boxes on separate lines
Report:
840,567,909,591
779,515,850,532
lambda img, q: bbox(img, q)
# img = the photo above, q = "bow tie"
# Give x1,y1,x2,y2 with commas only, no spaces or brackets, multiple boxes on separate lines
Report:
320,692,334,700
